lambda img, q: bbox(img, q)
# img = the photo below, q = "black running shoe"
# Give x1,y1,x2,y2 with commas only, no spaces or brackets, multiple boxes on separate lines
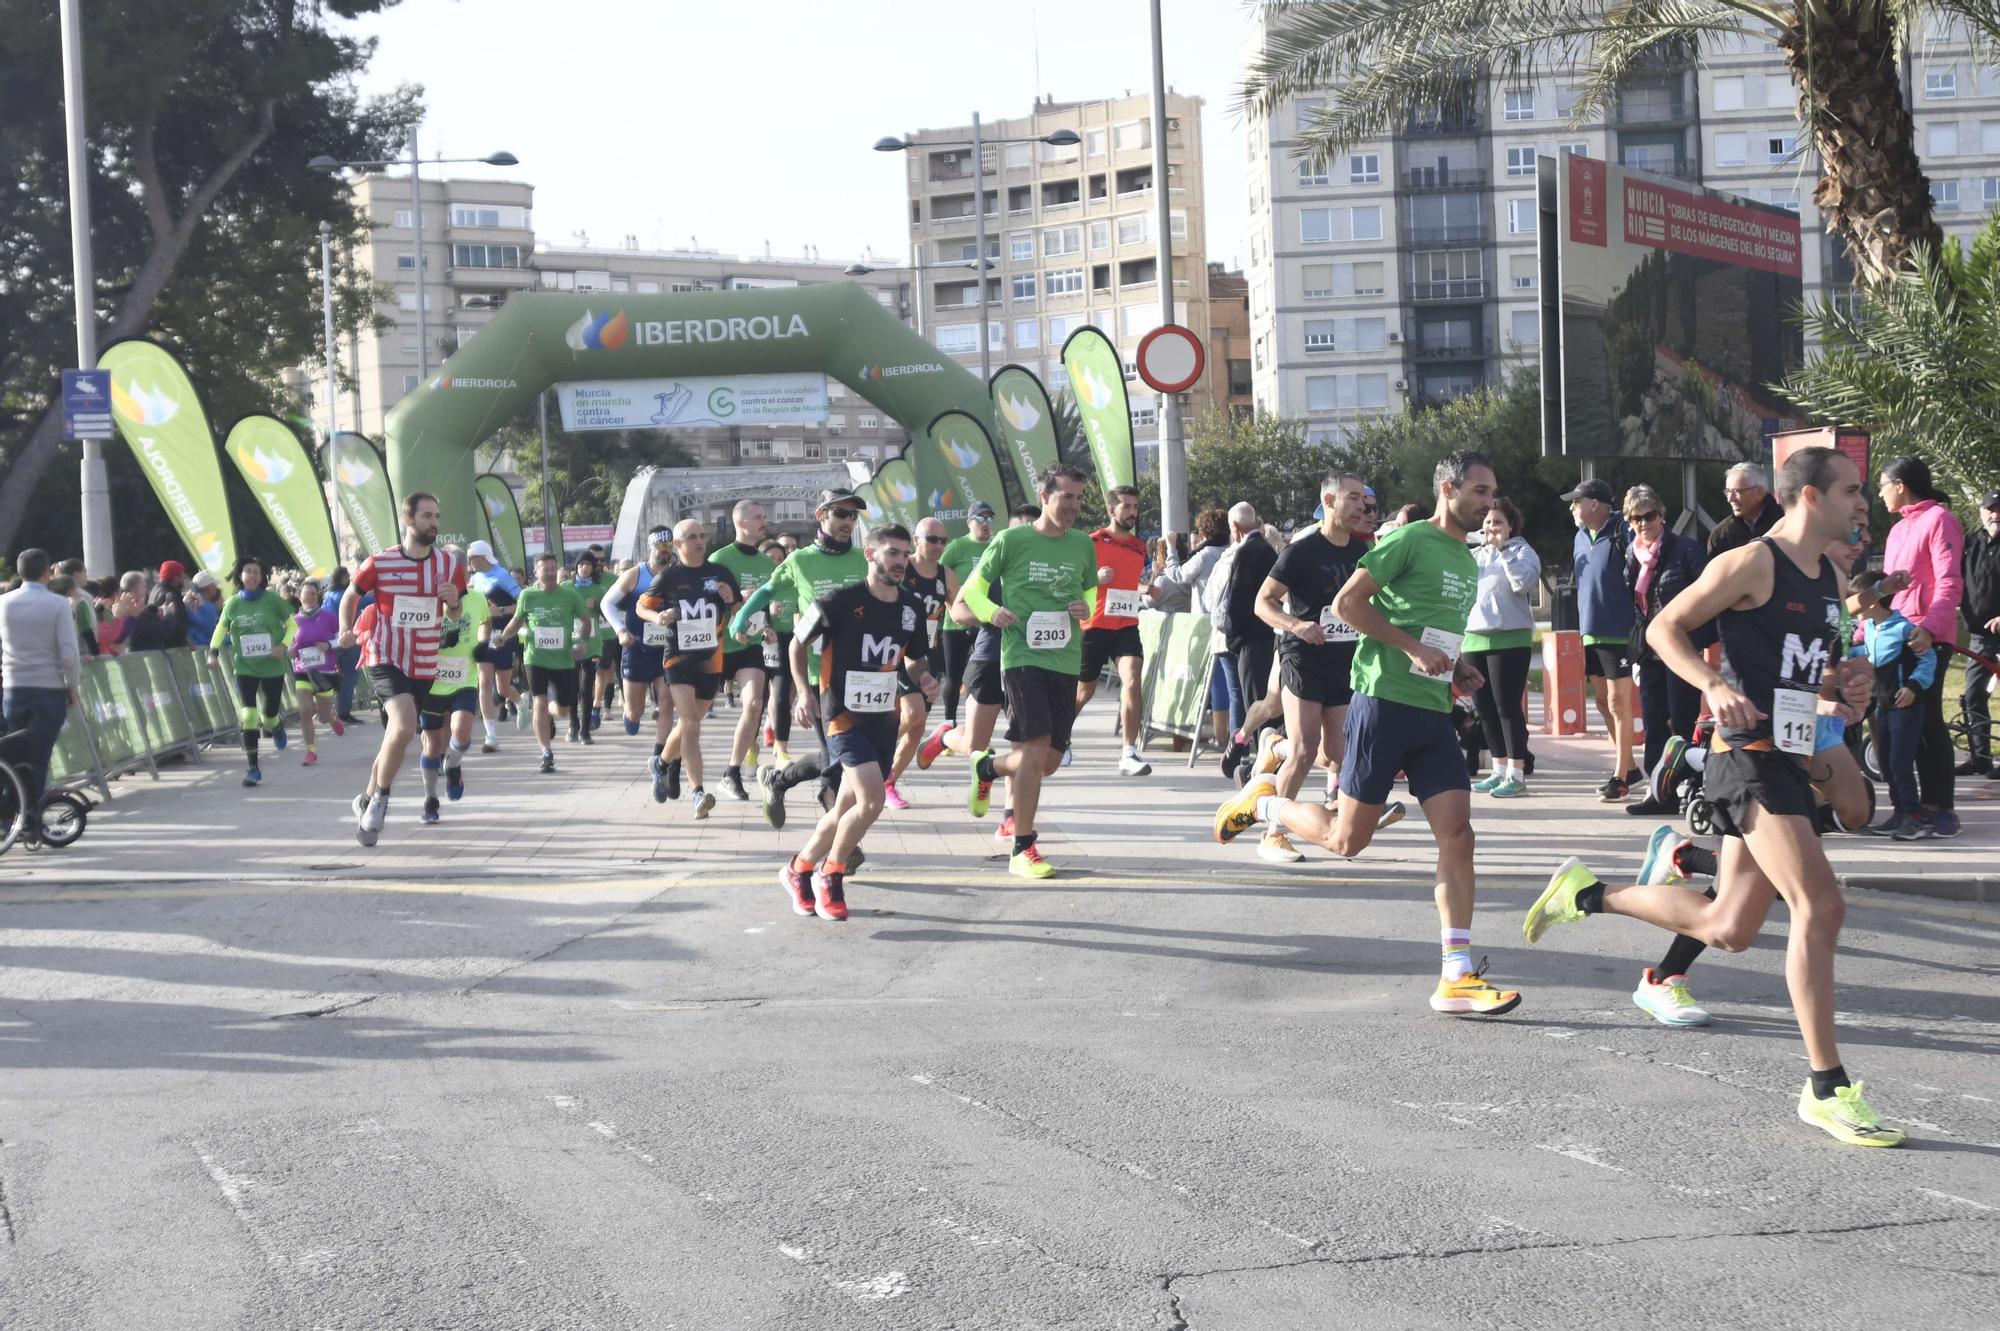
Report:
539,751,556,775
664,759,682,801
723,766,749,801
759,763,786,830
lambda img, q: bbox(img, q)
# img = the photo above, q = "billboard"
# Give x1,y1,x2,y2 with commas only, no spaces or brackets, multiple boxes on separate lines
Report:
1539,152,1804,462
557,373,829,431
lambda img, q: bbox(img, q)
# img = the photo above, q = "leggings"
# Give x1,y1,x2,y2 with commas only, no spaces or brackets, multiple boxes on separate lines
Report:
770,633,794,743
1913,665,1954,811
235,673,285,758
575,658,598,734
1468,646,1533,761
940,629,975,725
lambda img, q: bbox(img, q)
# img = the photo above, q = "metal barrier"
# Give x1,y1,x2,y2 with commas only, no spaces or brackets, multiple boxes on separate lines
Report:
42,649,273,801
1135,609,1218,767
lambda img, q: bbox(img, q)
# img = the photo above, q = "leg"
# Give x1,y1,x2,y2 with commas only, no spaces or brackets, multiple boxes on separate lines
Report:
623,678,648,728
296,681,318,747
770,635,794,751
826,763,887,866
1961,635,1996,769
890,691,926,783
990,737,1053,832
941,631,971,726
1115,653,1144,748
1808,739,1873,832
667,683,711,790
372,694,421,793
1885,704,1923,815
2,687,68,806
1609,676,1637,777
478,661,499,729
533,687,555,749
1419,789,1476,933
730,666,768,767
335,644,359,718
1471,651,1508,765
1913,666,1954,813
1276,688,1323,800
1218,651,1245,735
1494,647,1533,765
1319,703,1347,777
1638,662,1670,776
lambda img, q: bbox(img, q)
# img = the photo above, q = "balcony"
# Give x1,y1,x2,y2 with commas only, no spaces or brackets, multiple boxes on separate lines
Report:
1402,167,1487,192
1405,224,1488,248
1615,97,1690,125
1412,338,1487,360
1404,110,1482,137
1409,278,1489,302
1621,157,1699,181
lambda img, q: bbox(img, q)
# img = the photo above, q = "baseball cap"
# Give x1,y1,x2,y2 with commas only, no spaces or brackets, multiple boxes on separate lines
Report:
1560,478,1616,504
158,560,186,582
817,488,867,512
465,539,496,562
968,500,996,520
1983,490,2000,511
191,571,218,590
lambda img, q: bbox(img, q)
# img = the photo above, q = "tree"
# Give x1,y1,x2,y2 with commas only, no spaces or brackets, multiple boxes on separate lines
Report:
1239,2,1971,288
0,0,417,559
1137,406,1343,531
490,405,697,535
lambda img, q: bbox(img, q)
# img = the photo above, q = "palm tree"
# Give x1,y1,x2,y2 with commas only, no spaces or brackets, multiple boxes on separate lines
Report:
1240,1,1993,287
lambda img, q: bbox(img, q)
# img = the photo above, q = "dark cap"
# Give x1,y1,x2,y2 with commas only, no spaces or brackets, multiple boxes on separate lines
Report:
1561,478,1616,504
1984,490,2000,511
968,500,996,520
816,488,867,512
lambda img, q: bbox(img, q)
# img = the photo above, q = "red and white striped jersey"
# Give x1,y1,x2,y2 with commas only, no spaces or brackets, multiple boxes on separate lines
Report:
351,545,466,678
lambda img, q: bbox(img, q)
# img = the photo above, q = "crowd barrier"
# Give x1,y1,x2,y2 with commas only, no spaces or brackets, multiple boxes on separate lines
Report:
1135,609,1218,766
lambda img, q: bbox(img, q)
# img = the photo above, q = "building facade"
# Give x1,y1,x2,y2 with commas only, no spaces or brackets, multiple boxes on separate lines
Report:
1204,263,1253,419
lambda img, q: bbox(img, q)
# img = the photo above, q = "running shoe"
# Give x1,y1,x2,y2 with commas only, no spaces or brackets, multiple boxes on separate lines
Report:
664,760,683,801
567,724,580,744
1649,735,1691,805
1258,829,1305,863
651,756,671,804
242,767,261,788
760,763,786,829
1118,752,1153,777
1625,793,1677,816
917,721,954,770
1471,771,1505,793
993,816,1015,841
351,792,369,821
539,752,556,775
773,743,793,765
1254,729,1287,777
515,706,530,732
445,764,465,802
358,793,388,847
302,750,318,767
580,728,594,746
1214,776,1274,845
693,788,716,820
1931,810,1962,839
1219,734,1250,783
1377,801,1406,830
419,796,440,826
1488,774,1527,799
723,767,749,802
1523,857,1597,943
1637,824,1685,885
1885,813,1931,841
1797,1080,1906,1147
481,739,498,754
1598,775,1630,802
271,724,287,751
1429,961,1522,1016
331,716,346,737
1633,968,1710,1026
624,718,640,736
1009,844,1055,879
779,863,815,915
967,749,994,818
590,708,602,729
811,870,849,921
884,780,910,810
1060,746,1072,768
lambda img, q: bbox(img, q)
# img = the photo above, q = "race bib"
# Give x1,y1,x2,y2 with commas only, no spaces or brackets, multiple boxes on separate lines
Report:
641,621,671,647
678,616,719,652
1771,687,1818,757
532,625,565,651
1317,605,1360,643
762,639,782,669
1408,626,1464,677
1026,610,1072,651
238,632,273,659
843,671,896,713
433,657,469,687
295,643,329,671
392,598,438,630
1104,589,1145,618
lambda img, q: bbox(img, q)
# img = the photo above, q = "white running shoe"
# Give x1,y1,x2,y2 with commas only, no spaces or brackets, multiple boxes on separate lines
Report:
1118,752,1152,777
693,788,717,820
1633,969,1712,1026
357,793,387,846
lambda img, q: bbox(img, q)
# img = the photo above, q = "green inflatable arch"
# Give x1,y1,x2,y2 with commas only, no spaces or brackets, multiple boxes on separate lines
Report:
384,284,993,548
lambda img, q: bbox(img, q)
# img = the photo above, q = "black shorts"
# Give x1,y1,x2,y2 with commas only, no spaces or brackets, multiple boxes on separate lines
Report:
591,638,618,670
665,660,721,700
621,642,665,684
473,638,516,671
1584,641,1632,679
722,645,767,678
366,662,425,700
419,689,477,729
1003,665,1078,748
1703,746,1820,840
962,656,1004,708
1280,647,1354,708
1080,624,1144,679
292,670,338,695
826,714,897,777
528,665,579,710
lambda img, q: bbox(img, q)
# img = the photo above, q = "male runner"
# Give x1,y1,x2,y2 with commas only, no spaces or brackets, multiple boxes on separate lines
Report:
961,466,1097,878
777,524,938,920
342,491,467,846
1248,471,1371,863
567,551,616,744
497,553,592,774
757,537,797,765
884,516,959,808
1214,451,1521,1017
638,518,738,817
937,500,994,726
710,500,778,802
1075,484,1156,777
416,580,487,823
602,527,678,789
1522,447,1906,1146
465,540,523,749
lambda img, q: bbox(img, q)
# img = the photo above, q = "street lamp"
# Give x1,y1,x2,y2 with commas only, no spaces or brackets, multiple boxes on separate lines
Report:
874,120,1080,388
844,258,990,339
309,135,519,380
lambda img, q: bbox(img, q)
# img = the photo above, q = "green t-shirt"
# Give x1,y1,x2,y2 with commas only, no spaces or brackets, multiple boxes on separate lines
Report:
516,585,591,671
711,542,778,648
938,534,988,633
972,523,1096,675
430,588,488,697
765,544,867,684
212,591,295,678
1349,520,1480,713
571,577,614,644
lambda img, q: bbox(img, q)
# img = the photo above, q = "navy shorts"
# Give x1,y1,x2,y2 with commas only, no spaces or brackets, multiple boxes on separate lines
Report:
622,642,665,684
1339,691,1470,805
473,639,516,671
826,715,897,777
419,689,477,730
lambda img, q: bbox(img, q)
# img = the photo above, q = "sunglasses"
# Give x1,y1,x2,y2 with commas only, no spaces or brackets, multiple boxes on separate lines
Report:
828,508,858,521
1630,510,1663,523
920,534,946,543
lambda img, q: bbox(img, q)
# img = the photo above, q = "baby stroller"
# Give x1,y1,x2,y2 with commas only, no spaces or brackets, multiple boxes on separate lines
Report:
0,728,90,854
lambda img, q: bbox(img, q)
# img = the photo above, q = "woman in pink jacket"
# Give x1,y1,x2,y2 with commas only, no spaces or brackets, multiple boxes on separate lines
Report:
1879,455,1965,838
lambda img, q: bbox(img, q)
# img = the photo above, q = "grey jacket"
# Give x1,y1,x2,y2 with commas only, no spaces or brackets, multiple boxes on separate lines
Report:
1467,537,1541,636
1158,539,1229,616
0,580,84,691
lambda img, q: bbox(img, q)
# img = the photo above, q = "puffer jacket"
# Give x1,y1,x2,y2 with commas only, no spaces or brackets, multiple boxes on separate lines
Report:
1883,498,1965,645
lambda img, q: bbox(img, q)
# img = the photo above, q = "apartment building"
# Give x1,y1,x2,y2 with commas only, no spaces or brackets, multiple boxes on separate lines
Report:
1205,263,1253,418
1242,14,2000,443
897,91,1212,438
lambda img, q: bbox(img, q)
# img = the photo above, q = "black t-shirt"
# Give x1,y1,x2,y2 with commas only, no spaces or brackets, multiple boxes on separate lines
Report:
904,564,950,650
797,581,931,732
1270,529,1366,665
650,562,738,664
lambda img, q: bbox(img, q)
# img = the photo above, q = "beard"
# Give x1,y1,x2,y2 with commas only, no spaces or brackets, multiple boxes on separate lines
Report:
410,528,437,548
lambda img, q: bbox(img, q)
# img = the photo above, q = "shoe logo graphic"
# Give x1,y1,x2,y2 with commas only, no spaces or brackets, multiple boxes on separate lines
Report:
565,308,629,352
1075,363,1116,410
997,391,1040,431
235,443,294,485
111,375,180,425
650,383,695,423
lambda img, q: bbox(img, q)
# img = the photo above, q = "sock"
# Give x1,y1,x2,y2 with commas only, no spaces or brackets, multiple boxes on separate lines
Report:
420,755,441,797
375,785,390,800
1122,743,1137,759
1574,879,1607,914
692,785,705,798
304,742,316,754
484,719,498,740
727,764,741,780
1013,832,1037,855
541,745,553,758
1254,794,1292,825
791,853,815,873
1809,1064,1850,1100
1675,843,1719,879
447,740,468,770
262,712,282,733
1655,931,1707,981
975,753,998,782
1002,807,1013,820
653,743,665,759
1441,928,1473,980
1686,746,1708,772
823,860,846,876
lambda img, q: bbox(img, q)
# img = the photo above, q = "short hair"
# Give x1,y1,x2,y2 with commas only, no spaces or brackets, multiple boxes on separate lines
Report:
1848,568,1883,598
1622,484,1664,517
731,498,762,523
1726,462,1769,489
1228,501,1258,528
1107,484,1141,504
1322,471,1366,498
49,574,75,596
1009,502,1042,521
1193,507,1228,544
1038,463,1088,496
574,549,598,566
1777,445,1845,505
1489,496,1524,535
119,569,148,592
1435,449,1493,493
534,551,560,568
402,490,437,519
16,548,51,581
867,523,912,549
55,556,83,577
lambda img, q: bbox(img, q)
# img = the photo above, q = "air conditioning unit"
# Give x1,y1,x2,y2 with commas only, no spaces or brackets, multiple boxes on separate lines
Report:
1167,117,1181,130
1394,379,1408,391
1388,330,1403,343
941,152,960,164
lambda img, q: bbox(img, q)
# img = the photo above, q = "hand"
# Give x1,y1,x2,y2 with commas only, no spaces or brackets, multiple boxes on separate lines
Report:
717,584,736,605
1096,566,1113,586
338,630,357,649
1067,600,1089,619
794,690,819,729
572,643,586,659
1409,644,1451,677
661,606,680,625
1909,627,1935,655
617,630,636,648
1895,686,1916,709
1877,570,1912,598
1451,657,1486,695
207,653,221,671
920,674,940,703
182,591,200,611
67,689,79,708
438,585,461,611
991,607,1018,629
763,628,778,643
1837,667,1871,711
1702,679,1765,732
1986,615,2000,633
1293,621,1326,647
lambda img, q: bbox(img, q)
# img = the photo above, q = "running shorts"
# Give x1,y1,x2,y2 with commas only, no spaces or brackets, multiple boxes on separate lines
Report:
722,645,767,678
1583,642,1631,679
1339,691,1468,805
1080,624,1144,680
1003,665,1078,749
962,656,1004,708
665,660,721,700
419,689,477,729
366,662,426,701
473,639,517,671
826,714,897,777
1703,746,1819,840
621,642,665,685
1279,648,1355,708
528,665,579,710
293,669,338,696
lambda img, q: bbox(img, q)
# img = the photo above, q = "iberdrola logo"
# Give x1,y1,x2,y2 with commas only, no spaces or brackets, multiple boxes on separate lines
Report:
565,308,629,352
336,456,374,488
888,477,919,504
997,391,1041,431
1075,363,1116,411
235,443,294,485
941,438,982,471
194,532,226,572
483,492,506,518
929,486,956,510
111,375,180,426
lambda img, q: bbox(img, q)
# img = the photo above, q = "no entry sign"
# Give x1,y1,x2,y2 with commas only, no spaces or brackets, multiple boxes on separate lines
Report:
1135,324,1205,395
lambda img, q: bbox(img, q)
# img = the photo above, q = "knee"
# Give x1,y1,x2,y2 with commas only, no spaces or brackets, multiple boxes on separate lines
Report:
1707,925,1756,954
1041,752,1062,776
1793,891,1846,940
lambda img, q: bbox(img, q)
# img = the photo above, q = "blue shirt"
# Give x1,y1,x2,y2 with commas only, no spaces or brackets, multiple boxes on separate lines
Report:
1574,520,1635,642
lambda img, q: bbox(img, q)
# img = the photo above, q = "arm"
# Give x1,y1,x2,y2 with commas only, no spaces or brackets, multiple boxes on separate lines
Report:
789,600,826,727
1648,543,1771,731
1331,569,1435,667
729,578,777,639
1916,518,1965,644
498,602,526,642
948,586,982,629
1912,643,1940,691
56,598,82,697
208,604,230,654
602,569,637,645
1255,574,1321,643
1499,543,1540,594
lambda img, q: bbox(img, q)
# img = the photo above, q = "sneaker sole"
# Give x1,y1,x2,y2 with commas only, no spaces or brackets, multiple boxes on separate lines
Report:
1798,1102,1906,1147
1257,844,1306,864
1377,802,1406,830
1637,825,1677,886
1429,992,1523,1016
1634,993,1711,1026
814,905,848,922
1008,863,1055,880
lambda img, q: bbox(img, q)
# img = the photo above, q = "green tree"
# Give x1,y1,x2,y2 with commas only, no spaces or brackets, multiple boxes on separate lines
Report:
1136,406,1343,531
0,0,416,561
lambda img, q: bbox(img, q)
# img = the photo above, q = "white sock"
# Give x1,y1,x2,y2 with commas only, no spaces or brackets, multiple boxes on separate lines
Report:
1254,794,1292,825
1442,928,1474,979
447,740,468,770
483,719,498,740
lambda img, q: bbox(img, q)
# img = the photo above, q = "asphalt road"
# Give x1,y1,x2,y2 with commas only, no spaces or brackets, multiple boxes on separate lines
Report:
3,710,1996,1329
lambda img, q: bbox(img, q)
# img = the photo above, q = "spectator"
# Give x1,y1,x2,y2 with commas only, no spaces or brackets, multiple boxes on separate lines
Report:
1218,502,1278,737
1622,483,1711,814
1564,477,1639,799
149,559,192,647
1850,569,1940,839
0,548,83,807
1204,504,1265,735
1962,490,2000,778
1879,454,1966,837
1708,461,1784,556
56,558,96,654
326,565,364,723
95,573,150,655
1464,496,1541,798
185,571,223,647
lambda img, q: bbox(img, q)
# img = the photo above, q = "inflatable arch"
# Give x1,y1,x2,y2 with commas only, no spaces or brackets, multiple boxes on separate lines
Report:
384,284,992,549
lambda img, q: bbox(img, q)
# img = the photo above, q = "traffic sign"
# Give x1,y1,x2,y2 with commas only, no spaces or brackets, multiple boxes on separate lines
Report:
1135,324,1205,395
62,369,112,440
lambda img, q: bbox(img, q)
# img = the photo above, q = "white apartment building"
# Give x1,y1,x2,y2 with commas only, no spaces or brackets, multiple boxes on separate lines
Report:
1243,14,2000,442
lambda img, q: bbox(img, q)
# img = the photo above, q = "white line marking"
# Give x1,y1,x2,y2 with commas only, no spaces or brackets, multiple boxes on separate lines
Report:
1920,1188,1995,1212
1531,1142,1625,1173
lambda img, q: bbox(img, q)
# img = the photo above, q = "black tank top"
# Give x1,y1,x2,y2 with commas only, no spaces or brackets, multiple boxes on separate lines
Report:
1717,536,1840,750
905,565,950,647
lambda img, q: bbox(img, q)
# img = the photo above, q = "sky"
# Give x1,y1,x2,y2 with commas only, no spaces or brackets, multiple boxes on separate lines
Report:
341,0,1258,269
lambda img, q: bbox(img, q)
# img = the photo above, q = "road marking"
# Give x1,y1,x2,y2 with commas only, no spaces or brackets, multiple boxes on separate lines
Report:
1531,1142,1625,1173
1919,1188,1995,1212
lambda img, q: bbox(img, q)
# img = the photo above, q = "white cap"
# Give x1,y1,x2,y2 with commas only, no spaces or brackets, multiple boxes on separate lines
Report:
466,540,497,562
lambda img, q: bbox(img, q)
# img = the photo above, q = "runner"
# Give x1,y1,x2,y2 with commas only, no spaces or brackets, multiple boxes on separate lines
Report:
884,516,959,808
937,500,994,728
568,551,616,745
416,579,488,824
1522,447,1905,1146
710,500,778,802
777,524,938,920
1074,484,1156,777
465,540,523,750
496,552,592,775
757,537,796,765
341,491,467,845
961,465,1098,879
288,575,344,766
1214,451,1522,1017
601,527,678,790
209,555,295,788
636,518,739,817
1244,472,1372,863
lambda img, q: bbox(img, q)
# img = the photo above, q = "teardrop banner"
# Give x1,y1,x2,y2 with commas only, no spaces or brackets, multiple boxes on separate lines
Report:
328,432,400,560
97,339,238,581
1059,325,1136,493
987,365,1061,506
920,410,1011,538
873,457,923,531
222,415,339,577
475,474,528,572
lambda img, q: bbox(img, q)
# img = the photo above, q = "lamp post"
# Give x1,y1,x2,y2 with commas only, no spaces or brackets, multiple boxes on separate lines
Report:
60,0,112,574
844,258,987,340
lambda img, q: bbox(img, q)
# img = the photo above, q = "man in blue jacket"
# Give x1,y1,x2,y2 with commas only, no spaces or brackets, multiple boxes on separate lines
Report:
1564,478,1639,800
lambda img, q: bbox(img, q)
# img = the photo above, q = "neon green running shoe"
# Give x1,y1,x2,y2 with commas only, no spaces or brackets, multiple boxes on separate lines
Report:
967,748,994,818
1523,856,1598,943
1797,1080,1906,1147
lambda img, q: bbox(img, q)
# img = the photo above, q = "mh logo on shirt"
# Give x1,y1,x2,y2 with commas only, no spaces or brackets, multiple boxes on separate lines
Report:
862,633,904,666
1780,632,1830,686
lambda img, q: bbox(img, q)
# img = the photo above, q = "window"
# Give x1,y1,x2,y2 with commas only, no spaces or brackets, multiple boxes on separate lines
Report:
1305,376,1340,411
1985,177,2000,207
1933,179,1961,210
1714,132,1747,166
1131,404,1157,430
401,374,419,393
1927,67,1958,99
1014,318,1039,349
1087,128,1106,157
1562,141,1589,158
1510,309,1541,347
1299,206,1382,243
804,441,822,460
1301,263,1335,299
1043,225,1082,257
1004,143,1032,169
450,205,509,228
1305,374,1389,410
1117,213,1148,245
395,252,417,270
1170,211,1188,241
1349,153,1380,184
1507,198,1537,234
1046,314,1074,342
671,282,695,293
1303,317,1386,353
1507,146,1536,176
1298,158,1329,187
1044,267,1084,296
1504,89,1536,121
1121,304,1160,338
452,243,522,268
1012,274,1036,302
1984,121,2000,153
1510,254,1539,289
1764,133,1796,162
636,280,660,293
1295,97,1325,131
934,324,977,354
1305,260,1385,298
1010,232,1034,262
1112,121,1147,152
1711,76,1744,111
858,414,880,429
1348,260,1385,295
1930,122,1961,156
611,276,629,292
393,210,412,229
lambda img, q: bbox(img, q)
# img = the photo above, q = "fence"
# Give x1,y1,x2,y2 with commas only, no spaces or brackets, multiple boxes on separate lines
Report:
1134,609,1218,766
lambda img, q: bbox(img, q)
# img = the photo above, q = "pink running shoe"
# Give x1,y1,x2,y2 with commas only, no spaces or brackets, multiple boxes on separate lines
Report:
330,717,346,737
302,750,318,766
883,780,910,811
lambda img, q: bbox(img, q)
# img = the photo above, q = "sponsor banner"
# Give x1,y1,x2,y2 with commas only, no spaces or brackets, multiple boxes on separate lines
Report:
921,410,1009,537
988,365,1061,505
556,374,829,431
1568,152,1608,247
1060,326,1136,492
872,458,923,531
329,432,400,559
1622,176,1802,276
97,340,237,580
475,475,528,571
524,522,615,555
222,416,339,578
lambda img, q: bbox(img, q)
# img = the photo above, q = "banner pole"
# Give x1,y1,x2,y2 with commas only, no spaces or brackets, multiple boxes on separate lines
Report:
1148,0,1188,535
319,221,351,561
538,390,556,558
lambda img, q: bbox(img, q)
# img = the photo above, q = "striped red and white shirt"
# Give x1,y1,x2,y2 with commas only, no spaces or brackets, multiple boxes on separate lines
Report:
352,545,466,678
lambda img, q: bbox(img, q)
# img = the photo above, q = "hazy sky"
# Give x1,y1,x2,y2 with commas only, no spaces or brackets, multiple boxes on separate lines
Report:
342,0,1257,268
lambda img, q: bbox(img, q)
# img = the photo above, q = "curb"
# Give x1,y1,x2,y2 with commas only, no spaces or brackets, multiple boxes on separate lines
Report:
1843,874,2000,905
